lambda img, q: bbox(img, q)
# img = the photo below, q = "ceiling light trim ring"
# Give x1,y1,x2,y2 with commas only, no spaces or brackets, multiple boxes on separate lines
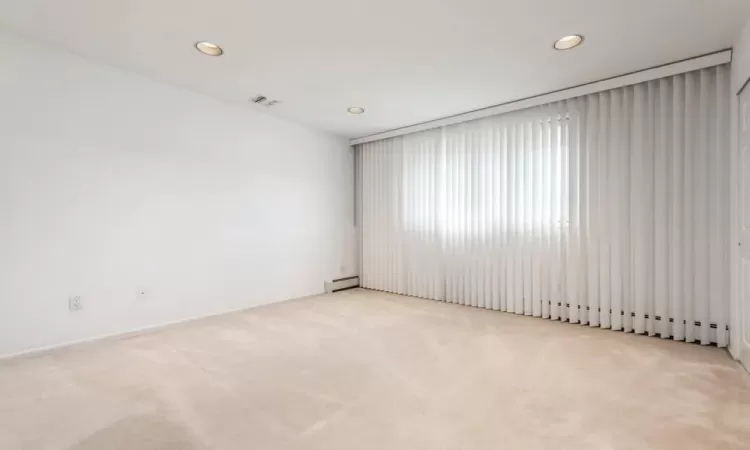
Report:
195,41,224,56
553,35,584,51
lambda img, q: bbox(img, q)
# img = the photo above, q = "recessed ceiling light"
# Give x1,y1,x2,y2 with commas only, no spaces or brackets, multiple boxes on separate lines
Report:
195,41,223,56
554,35,584,50
348,107,365,115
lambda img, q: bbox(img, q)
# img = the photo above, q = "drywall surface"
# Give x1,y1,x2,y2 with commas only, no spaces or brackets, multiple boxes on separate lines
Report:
0,31,356,357
730,19,750,363
732,20,750,95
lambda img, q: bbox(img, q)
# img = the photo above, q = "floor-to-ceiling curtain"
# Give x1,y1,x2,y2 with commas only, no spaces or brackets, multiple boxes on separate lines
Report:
356,64,730,346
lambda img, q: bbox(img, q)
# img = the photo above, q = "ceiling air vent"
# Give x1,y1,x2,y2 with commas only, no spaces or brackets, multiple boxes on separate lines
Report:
250,95,281,107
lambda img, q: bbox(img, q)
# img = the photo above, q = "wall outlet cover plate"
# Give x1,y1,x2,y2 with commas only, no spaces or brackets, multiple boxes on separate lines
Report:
68,296,83,311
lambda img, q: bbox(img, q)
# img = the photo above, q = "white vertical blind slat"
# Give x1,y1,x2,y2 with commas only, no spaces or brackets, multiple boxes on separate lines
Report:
714,64,730,347
597,92,612,329
655,78,670,338
697,70,711,345
684,71,697,343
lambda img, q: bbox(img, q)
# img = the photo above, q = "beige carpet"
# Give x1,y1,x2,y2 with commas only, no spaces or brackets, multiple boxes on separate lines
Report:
1,289,749,450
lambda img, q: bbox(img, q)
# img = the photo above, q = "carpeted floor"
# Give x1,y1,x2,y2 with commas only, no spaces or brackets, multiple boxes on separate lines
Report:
1,288,749,450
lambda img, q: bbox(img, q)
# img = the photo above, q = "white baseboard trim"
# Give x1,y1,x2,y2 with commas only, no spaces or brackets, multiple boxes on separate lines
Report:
0,292,322,361
740,346,750,374
729,338,750,374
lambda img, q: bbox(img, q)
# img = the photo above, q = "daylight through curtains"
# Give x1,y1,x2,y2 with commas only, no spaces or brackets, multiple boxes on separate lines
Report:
356,64,730,346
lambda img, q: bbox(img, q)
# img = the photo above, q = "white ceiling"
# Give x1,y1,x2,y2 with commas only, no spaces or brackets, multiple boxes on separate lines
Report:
2,0,749,139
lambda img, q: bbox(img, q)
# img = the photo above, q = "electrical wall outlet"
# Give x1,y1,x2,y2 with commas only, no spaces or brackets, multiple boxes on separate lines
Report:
68,295,83,311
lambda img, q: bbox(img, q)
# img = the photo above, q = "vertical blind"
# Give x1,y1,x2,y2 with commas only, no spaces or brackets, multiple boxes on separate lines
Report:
356,64,730,346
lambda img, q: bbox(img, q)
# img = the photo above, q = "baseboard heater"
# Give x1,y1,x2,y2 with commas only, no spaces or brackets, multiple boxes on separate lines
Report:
325,276,360,293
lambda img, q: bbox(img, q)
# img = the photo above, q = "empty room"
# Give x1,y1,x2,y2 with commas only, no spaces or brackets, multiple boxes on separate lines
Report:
2,0,750,448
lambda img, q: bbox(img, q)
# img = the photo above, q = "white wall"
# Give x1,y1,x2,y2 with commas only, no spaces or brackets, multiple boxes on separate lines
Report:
732,21,750,95
731,19,750,364
0,32,357,357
